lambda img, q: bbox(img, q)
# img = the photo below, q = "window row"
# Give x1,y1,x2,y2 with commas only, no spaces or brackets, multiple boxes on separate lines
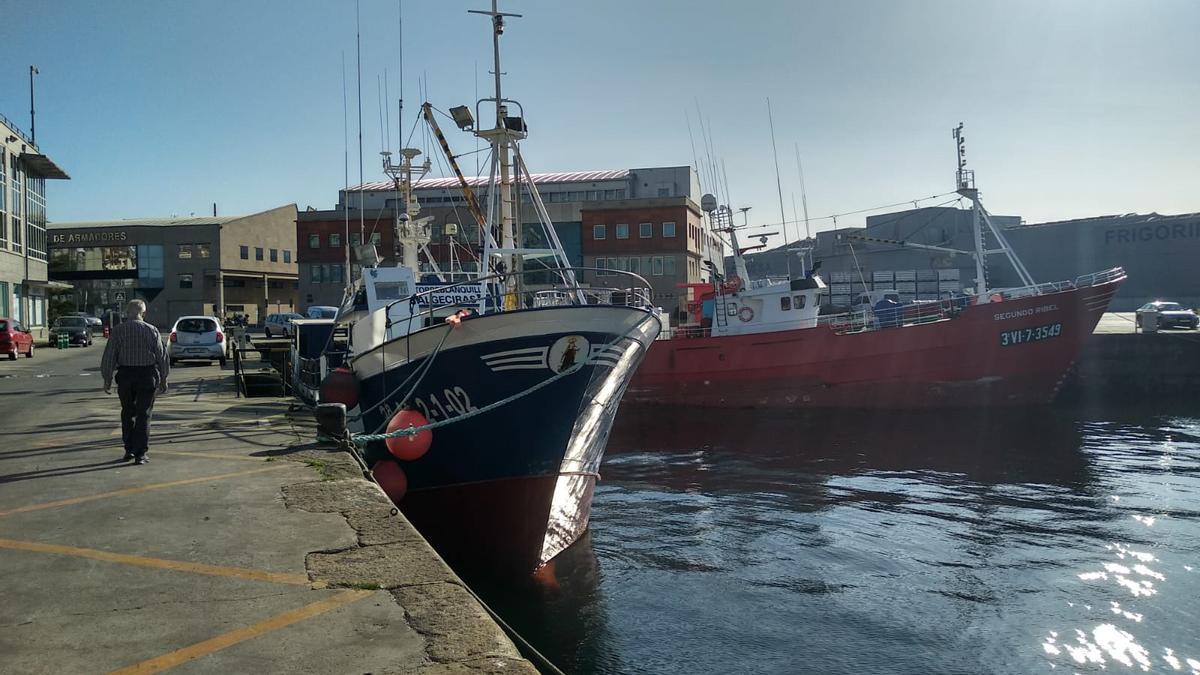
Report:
308,231,381,249
594,255,677,277
177,243,212,259
593,221,676,240
779,295,809,311
309,263,346,284
238,245,292,263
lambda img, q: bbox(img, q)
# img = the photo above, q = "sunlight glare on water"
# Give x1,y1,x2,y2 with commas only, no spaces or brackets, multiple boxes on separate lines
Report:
465,408,1200,674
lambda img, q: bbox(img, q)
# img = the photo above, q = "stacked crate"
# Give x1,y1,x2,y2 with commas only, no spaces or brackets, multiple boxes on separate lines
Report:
937,268,961,297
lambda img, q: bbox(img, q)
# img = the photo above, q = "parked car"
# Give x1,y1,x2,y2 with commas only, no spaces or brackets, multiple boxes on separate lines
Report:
68,312,103,331
1135,301,1199,329
48,317,94,348
305,305,339,319
168,316,226,366
264,312,304,338
0,318,35,360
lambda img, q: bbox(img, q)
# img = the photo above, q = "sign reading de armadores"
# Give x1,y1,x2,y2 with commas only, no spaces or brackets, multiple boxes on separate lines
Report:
50,231,130,245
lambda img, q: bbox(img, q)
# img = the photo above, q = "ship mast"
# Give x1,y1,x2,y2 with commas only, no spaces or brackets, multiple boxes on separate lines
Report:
952,123,986,294
952,123,1035,295
470,0,525,309
382,147,434,274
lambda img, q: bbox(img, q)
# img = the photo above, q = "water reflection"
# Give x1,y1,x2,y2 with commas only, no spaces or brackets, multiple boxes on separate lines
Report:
460,406,1200,674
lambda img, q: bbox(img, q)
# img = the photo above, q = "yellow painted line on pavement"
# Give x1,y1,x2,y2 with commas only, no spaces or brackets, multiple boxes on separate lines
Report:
0,537,312,586
106,590,372,675
0,465,288,517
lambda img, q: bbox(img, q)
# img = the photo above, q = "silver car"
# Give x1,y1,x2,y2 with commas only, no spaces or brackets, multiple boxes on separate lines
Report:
168,316,227,366
264,312,303,338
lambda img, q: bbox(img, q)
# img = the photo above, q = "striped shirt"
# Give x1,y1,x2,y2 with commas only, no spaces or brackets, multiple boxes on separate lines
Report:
101,319,170,387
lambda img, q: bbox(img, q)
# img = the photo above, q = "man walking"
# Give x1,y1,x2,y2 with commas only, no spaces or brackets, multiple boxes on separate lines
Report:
101,299,169,465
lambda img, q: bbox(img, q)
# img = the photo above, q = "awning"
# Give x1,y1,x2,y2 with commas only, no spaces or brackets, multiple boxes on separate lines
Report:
24,279,73,290
20,153,70,179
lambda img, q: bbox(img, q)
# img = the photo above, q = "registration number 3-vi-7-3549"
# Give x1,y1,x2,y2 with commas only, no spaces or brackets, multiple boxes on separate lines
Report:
1000,322,1063,347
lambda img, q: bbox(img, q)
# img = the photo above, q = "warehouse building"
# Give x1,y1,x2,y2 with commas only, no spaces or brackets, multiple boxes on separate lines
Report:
48,205,299,328
742,206,1200,311
301,166,726,317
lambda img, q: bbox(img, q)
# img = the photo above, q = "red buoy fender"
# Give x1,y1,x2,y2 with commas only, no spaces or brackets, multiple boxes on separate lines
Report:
385,409,433,460
319,367,360,409
372,459,408,502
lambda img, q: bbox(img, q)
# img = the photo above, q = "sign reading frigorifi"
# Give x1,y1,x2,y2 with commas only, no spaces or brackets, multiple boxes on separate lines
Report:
415,283,484,307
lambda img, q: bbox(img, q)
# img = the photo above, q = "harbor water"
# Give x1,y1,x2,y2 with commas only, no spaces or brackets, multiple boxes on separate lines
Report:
465,404,1200,674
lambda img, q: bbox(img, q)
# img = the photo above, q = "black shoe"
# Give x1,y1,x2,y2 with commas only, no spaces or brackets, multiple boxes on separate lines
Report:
122,452,135,461
134,456,149,465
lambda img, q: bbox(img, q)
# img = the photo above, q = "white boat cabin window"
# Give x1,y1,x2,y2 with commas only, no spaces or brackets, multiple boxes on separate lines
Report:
795,295,806,309
727,304,738,316
780,296,791,311
375,282,408,301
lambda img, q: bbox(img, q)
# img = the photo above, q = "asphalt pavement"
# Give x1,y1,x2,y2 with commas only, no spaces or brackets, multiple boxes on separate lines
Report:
0,341,534,674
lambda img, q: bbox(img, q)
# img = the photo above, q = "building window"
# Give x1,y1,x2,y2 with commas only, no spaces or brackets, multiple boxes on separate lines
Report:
350,232,362,247
780,296,791,311
239,245,249,259
593,224,606,240
255,247,264,261
663,256,675,276
640,223,653,238
310,265,323,283
628,257,639,274
663,222,676,238
177,244,193,259
595,258,607,276
179,273,194,289
270,248,278,262
330,264,344,284
330,233,342,248
308,234,320,249
370,232,382,245
615,223,629,239
197,243,211,258
652,256,664,276
283,250,291,263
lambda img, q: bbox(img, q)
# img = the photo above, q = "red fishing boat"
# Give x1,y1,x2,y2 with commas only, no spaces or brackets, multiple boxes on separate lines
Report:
627,127,1126,409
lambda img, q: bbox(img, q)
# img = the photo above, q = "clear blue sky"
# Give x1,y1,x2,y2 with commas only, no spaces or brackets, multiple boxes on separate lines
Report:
2,0,1197,243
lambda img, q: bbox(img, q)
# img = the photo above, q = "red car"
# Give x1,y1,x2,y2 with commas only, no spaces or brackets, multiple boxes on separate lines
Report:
0,318,35,360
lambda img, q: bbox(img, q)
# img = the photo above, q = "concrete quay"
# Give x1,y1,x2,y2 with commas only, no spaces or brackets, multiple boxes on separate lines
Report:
0,342,535,674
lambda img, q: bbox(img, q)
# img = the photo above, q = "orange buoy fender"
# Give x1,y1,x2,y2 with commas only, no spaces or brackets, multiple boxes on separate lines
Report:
372,459,408,501
320,367,360,409
385,409,433,460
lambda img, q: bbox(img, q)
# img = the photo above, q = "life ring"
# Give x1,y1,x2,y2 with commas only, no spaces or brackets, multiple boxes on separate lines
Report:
737,306,755,322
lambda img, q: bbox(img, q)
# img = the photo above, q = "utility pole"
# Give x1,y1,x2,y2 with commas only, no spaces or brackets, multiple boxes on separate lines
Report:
29,66,38,145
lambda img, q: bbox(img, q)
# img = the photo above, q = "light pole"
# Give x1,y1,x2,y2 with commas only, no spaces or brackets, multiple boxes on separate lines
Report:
29,65,38,145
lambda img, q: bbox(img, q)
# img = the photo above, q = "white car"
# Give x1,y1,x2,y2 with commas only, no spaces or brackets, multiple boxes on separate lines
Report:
305,305,339,319
168,316,226,366
264,312,303,338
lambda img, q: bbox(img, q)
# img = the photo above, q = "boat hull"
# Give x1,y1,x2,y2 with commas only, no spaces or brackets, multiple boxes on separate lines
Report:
627,277,1123,409
351,305,658,575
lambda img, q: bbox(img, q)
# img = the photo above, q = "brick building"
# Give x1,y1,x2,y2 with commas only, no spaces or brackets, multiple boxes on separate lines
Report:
580,197,709,320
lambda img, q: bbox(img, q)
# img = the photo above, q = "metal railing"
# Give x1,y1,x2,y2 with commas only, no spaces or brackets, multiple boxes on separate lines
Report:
381,267,655,330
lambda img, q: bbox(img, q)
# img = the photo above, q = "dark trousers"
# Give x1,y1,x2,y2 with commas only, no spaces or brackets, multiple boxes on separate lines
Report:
116,366,159,457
